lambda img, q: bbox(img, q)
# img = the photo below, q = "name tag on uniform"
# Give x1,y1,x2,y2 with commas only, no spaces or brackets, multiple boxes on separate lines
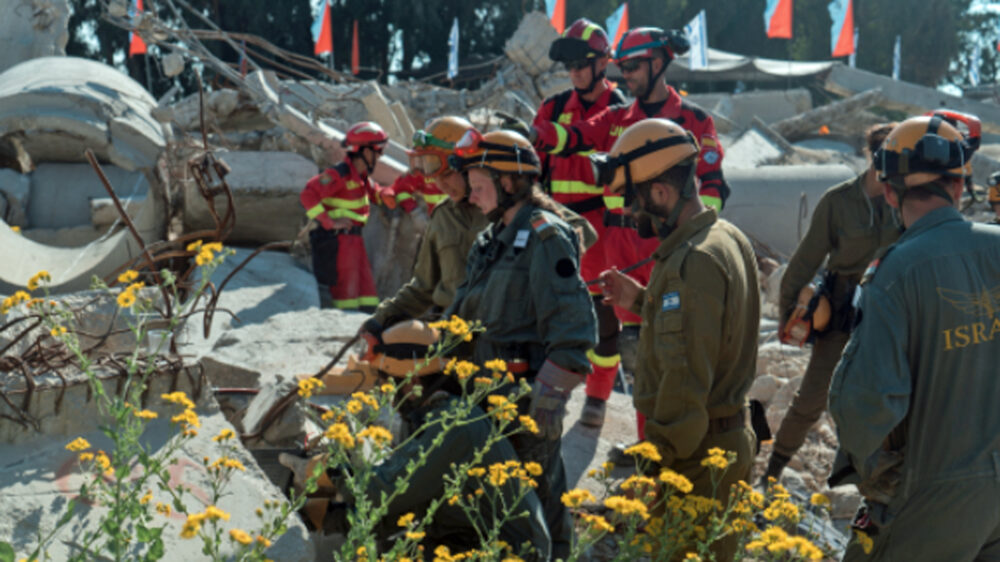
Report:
661,291,680,311
514,229,530,248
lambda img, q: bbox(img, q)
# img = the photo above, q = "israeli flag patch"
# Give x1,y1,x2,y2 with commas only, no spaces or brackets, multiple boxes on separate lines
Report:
661,291,681,311
513,229,530,249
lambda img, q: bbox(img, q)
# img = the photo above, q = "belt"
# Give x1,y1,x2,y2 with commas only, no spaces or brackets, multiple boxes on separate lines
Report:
333,226,364,236
603,211,635,229
565,196,605,215
708,409,746,434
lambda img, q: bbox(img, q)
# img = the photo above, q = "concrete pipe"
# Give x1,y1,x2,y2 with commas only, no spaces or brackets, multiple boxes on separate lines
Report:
0,56,166,294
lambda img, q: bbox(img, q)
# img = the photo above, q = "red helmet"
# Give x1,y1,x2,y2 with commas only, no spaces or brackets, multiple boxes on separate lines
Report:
549,18,610,63
343,121,389,153
614,27,689,63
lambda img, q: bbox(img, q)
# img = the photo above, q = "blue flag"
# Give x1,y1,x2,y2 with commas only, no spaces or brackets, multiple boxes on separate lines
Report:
448,17,459,80
684,10,708,70
970,48,981,87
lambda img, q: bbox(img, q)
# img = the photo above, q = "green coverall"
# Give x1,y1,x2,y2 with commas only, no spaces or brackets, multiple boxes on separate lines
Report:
829,207,1000,561
774,173,900,460
446,203,598,560
630,209,760,559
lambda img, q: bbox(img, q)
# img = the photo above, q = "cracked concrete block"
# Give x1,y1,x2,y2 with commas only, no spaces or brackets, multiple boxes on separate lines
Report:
183,151,317,244
505,11,559,77
162,52,185,77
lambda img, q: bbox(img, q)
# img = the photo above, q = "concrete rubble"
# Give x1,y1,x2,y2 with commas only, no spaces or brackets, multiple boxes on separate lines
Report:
6,7,1000,560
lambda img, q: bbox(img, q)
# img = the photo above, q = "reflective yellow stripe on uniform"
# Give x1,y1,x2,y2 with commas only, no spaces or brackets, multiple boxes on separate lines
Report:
334,296,379,309
553,124,569,154
423,193,448,205
700,194,722,212
604,195,624,210
321,196,369,210
551,180,604,196
328,208,369,223
396,192,414,202
586,349,621,368
306,204,326,219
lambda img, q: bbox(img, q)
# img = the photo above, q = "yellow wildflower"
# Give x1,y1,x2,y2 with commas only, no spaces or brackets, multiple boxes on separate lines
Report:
320,409,336,421
351,391,379,410
447,495,460,506
161,391,195,410
27,270,51,291
186,240,204,253
405,531,426,541
453,360,479,380
684,554,702,561
229,528,253,545
397,512,416,527
94,450,112,473
518,415,539,435
473,376,493,386
604,495,650,519
133,409,158,420
180,516,201,539
204,505,230,521
623,442,662,463
580,513,614,533
356,545,367,559
256,535,271,547
486,395,517,421
203,242,224,254
380,383,395,394
621,475,658,497
346,399,363,414
701,454,729,470
324,422,356,448
171,409,200,429
66,437,91,452
139,491,153,504
297,377,324,398
560,488,595,508
117,290,136,308
854,529,874,554
78,452,94,462
810,492,830,507
213,428,235,442
763,498,800,522
467,467,486,478
357,425,393,447
484,359,507,372
10,225,20,233
117,270,139,283
443,357,458,375
155,502,171,516
524,462,542,477
49,326,67,337
659,468,693,494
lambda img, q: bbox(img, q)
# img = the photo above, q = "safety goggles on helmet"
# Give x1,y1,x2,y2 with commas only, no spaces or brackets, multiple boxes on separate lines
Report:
409,152,446,177
874,117,970,183
590,133,698,190
448,129,541,175
412,129,455,151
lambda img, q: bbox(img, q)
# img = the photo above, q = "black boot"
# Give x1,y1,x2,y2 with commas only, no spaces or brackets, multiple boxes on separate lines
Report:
760,452,791,488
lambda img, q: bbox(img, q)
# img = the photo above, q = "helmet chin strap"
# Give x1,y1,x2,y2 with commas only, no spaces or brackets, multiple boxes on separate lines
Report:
638,55,669,103
574,60,605,97
631,163,696,239
488,172,530,222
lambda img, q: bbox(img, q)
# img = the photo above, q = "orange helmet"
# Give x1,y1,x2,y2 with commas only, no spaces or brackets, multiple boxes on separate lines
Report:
448,129,541,176
593,118,699,195
369,320,445,378
409,116,474,178
874,115,972,189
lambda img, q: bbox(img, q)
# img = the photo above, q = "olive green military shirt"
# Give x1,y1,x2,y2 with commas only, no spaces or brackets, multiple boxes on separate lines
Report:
830,207,1000,496
372,199,487,325
780,172,901,319
629,209,760,466
446,204,597,374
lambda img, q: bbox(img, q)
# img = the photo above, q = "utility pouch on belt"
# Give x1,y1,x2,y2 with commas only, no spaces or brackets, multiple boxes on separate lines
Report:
309,228,340,286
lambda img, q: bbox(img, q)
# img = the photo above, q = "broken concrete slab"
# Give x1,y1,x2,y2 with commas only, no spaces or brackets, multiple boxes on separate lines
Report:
182,151,318,244
724,119,794,169
687,89,812,131
824,64,1000,134
770,88,884,141
0,168,30,227
722,164,857,257
504,11,559,77
29,163,149,230
0,0,70,74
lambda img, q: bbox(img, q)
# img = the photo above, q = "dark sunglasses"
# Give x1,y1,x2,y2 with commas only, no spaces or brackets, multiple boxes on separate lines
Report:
563,59,591,72
618,59,644,73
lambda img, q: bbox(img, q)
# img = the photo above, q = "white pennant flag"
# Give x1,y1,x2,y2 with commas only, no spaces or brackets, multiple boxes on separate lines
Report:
970,48,981,87
684,10,708,70
848,27,858,68
892,35,901,81
447,17,459,79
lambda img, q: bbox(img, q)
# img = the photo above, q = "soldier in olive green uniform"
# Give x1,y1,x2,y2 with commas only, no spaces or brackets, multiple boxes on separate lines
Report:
445,129,597,560
366,117,489,332
599,120,758,561
762,124,902,482
280,321,551,559
829,115,1000,561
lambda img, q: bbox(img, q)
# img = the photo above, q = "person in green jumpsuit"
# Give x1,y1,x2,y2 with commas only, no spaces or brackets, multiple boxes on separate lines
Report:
829,114,1000,561
762,123,902,482
445,128,598,560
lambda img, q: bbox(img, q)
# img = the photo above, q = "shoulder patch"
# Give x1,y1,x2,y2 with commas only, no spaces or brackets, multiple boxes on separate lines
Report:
661,291,681,311
531,215,556,239
318,173,332,185
701,136,717,149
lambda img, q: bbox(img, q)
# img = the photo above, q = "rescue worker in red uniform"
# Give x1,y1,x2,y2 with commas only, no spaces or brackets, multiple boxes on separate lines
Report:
531,26,730,446
300,121,388,311
535,18,628,428
385,168,448,214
